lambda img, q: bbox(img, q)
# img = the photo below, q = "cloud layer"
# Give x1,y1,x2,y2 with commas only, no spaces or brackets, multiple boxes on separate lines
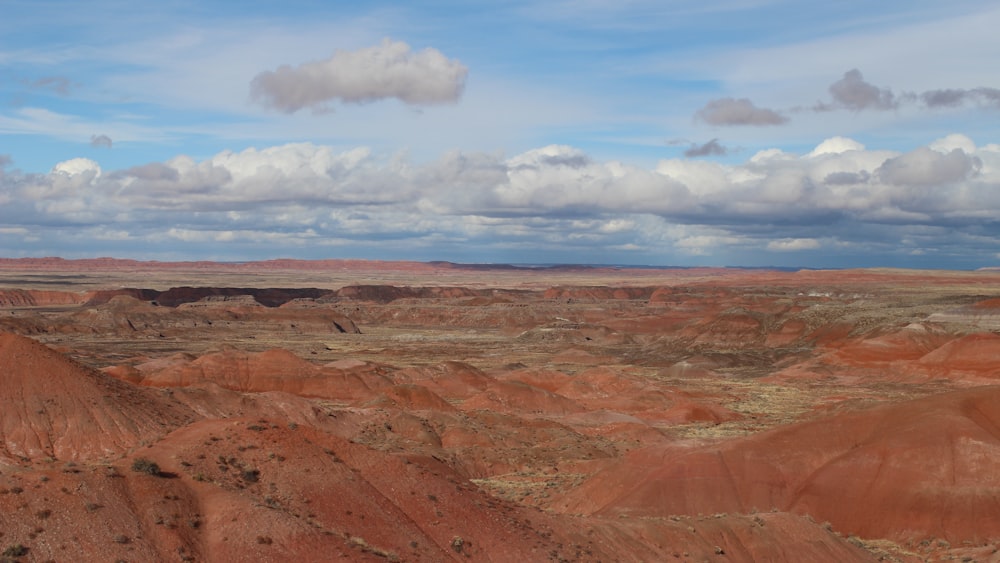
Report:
3,135,998,266
250,39,468,113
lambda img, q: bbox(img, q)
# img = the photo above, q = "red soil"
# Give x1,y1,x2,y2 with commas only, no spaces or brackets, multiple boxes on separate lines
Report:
972,297,1000,309
558,385,1000,544
0,332,885,561
6,259,1000,561
915,333,1000,378
0,289,87,306
135,347,382,402
0,332,196,463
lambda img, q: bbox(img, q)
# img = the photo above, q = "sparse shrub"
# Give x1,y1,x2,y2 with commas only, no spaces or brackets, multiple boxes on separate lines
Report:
241,468,260,483
247,424,267,432
131,458,161,476
2,543,28,557
256,535,273,545
35,509,51,520
112,534,130,544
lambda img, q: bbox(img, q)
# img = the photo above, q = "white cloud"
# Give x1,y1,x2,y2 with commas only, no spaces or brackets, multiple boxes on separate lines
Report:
875,147,980,186
4,134,1000,266
250,38,468,113
929,134,976,154
807,136,865,157
767,238,821,251
53,157,101,177
676,234,745,253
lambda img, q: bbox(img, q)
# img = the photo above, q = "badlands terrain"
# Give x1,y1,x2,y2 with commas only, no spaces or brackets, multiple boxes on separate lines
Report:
2,257,1000,562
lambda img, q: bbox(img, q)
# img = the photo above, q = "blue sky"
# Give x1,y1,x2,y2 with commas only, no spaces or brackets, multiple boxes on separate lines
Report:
2,0,1000,268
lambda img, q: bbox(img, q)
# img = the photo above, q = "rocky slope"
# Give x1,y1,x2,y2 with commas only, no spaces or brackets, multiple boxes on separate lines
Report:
4,261,1000,561
0,332,881,562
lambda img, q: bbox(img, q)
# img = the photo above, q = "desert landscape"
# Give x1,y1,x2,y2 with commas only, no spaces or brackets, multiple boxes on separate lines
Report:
1,258,999,561
6,0,1000,560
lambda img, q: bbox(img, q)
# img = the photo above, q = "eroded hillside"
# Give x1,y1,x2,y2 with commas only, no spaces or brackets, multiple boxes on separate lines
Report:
2,260,1000,561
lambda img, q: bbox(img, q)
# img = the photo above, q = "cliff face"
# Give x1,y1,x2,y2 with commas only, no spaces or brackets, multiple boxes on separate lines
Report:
0,289,87,307
1,291,360,338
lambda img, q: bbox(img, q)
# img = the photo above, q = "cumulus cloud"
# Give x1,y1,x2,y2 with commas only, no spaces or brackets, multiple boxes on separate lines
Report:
822,69,897,111
929,134,977,154
696,98,788,126
807,136,866,157
767,238,821,251
250,38,468,113
52,158,101,177
90,134,113,148
876,147,981,186
5,134,1000,266
684,139,729,157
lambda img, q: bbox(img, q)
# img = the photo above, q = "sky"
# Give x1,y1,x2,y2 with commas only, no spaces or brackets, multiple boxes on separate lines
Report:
2,0,1000,269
